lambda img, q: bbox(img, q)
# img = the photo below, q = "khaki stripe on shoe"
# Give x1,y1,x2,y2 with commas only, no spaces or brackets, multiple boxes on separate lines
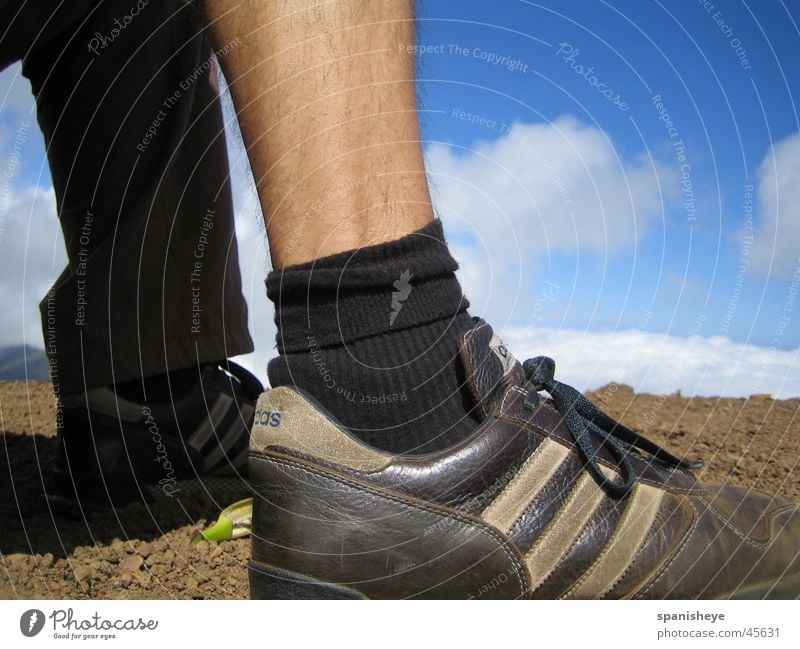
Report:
524,469,612,591
565,483,664,599
481,439,570,534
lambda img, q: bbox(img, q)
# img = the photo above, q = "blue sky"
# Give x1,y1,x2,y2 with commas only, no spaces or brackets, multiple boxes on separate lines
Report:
1,0,799,396
416,0,800,347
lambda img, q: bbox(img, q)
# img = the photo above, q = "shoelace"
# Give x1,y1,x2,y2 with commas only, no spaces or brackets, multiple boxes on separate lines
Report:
521,356,702,498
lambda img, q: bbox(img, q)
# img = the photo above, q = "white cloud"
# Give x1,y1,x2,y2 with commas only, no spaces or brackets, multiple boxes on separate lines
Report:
0,65,67,352
219,77,274,385
0,184,67,349
426,116,670,255
228,164,274,386
750,131,800,278
0,63,35,117
425,116,673,321
503,326,800,399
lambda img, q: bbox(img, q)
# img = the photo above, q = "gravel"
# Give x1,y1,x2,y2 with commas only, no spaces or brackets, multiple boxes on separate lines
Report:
1,380,798,599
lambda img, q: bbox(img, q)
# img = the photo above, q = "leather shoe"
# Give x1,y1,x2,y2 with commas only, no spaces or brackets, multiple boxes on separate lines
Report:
248,320,800,599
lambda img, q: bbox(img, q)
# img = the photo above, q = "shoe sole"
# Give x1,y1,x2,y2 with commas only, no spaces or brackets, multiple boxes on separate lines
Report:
248,560,366,600
249,559,800,600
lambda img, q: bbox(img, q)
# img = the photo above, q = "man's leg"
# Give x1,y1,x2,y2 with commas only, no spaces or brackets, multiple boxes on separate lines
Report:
23,0,254,396
13,0,259,507
203,0,433,266
203,0,478,452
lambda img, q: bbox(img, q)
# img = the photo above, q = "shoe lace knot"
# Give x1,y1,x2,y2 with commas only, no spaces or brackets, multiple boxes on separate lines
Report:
522,356,701,499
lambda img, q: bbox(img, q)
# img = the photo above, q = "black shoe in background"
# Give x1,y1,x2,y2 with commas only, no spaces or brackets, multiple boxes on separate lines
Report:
48,361,262,513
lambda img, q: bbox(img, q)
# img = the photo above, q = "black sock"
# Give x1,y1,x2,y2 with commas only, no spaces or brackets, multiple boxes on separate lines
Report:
266,220,480,454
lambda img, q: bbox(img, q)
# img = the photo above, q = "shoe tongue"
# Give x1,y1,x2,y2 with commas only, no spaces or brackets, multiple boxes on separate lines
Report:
458,319,525,418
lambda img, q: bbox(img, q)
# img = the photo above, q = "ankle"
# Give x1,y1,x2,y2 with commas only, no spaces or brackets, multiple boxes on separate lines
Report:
266,220,480,453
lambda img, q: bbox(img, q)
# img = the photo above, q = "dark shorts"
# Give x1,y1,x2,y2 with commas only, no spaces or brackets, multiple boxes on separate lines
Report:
0,0,254,394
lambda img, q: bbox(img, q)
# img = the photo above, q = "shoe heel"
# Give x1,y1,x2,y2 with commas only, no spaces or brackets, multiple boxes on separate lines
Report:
248,561,367,600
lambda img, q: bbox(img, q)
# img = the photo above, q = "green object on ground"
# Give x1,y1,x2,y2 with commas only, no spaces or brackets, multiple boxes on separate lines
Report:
192,497,253,543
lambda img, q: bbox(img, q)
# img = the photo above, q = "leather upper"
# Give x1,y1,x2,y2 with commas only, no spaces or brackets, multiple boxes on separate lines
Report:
249,319,800,599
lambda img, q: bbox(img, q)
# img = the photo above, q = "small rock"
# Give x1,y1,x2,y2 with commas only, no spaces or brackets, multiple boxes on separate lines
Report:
138,542,154,558
118,555,143,576
38,553,54,568
120,575,132,588
73,564,94,583
134,571,152,587
6,553,28,568
72,547,88,559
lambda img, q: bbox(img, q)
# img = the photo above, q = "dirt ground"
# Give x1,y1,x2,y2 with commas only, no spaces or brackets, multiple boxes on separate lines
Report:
1,380,798,600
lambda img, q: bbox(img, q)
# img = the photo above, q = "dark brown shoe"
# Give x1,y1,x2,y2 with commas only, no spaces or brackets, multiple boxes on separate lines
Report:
248,319,800,599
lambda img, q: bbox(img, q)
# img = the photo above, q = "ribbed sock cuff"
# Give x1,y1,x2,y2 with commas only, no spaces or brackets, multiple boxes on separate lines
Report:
266,220,469,353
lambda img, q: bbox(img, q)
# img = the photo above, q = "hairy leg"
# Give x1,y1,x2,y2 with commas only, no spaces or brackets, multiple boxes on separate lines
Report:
201,0,476,452
202,0,433,267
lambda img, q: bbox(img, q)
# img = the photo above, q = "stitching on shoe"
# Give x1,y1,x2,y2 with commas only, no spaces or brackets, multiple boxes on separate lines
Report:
499,385,525,414
482,436,548,531
562,490,640,599
462,321,488,348
635,499,700,598
768,504,800,535
252,452,530,598
530,485,608,598
695,495,774,549
462,322,492,416
602,496,681,599
255,453,530,599
531,539,580,598
634,475,699,495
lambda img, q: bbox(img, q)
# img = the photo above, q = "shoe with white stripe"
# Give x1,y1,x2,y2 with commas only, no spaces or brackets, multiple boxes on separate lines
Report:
248,319,800,599
49,361,261,512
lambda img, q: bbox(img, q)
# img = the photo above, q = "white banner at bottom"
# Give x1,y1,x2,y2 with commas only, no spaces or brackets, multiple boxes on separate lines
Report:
1,599,798,648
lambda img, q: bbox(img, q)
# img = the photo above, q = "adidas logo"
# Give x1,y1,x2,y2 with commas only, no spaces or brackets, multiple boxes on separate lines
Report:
254,409,282,427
